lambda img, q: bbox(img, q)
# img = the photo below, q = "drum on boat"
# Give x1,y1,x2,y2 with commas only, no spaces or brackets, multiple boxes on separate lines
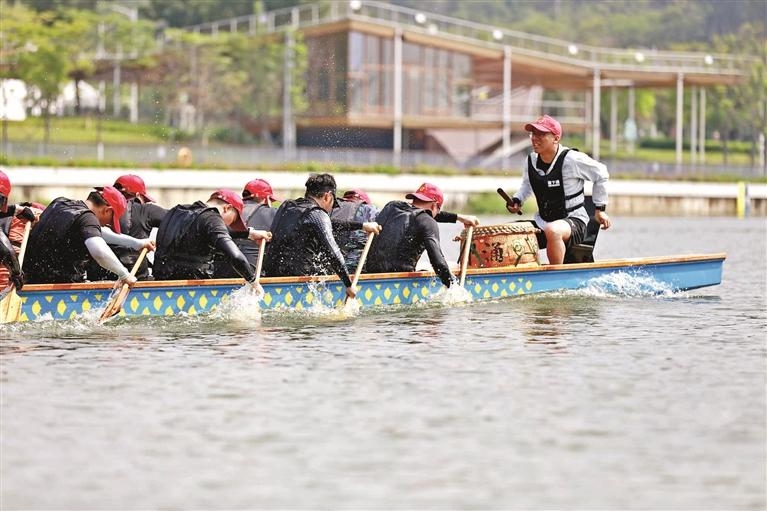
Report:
459,222,540,268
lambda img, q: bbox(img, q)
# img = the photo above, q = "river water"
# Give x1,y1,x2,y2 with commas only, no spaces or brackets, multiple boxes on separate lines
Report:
1,216,765,510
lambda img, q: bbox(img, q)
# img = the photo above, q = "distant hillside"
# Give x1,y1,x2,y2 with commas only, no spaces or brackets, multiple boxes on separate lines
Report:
391,0,766,50
21,0,766,51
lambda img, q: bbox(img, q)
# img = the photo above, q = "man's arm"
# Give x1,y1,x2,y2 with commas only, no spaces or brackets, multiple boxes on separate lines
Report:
306,209,353,287
84,237,133,282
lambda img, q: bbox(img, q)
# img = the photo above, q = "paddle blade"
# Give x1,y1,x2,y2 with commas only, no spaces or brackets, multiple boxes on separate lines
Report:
99,284,130,322
0,290,22,324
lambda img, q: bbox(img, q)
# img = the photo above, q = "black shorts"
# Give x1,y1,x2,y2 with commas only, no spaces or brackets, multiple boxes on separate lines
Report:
533,217,587,249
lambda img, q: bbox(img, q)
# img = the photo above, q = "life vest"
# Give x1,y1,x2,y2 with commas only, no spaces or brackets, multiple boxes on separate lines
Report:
366,201,430,272
527,148,584,222
331,199,366,259
212,201,276,278
263,198,328,277
154,202,218,278
23,198,93,283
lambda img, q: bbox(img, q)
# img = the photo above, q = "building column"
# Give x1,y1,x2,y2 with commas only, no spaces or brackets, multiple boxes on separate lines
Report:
690,86,697,165
130,81,138,123
699,88,706,164
610,86,617,154
393,27,403,168
502,45,511,172
675,72,684,168
283,30,295,160
591,68,601,159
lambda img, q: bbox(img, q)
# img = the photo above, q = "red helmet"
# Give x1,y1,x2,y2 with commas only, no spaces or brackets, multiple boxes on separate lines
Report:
342,189,372,204
243,178,280,202
209,189,247,231
114,174,156,202
406,182,444,208
0,170,11,213
94,185,127,234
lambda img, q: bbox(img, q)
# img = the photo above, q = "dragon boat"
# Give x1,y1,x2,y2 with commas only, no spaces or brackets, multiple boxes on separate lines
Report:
1,252,726,323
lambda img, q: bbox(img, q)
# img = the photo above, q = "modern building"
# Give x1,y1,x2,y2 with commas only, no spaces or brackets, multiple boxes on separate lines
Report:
186,1,750,168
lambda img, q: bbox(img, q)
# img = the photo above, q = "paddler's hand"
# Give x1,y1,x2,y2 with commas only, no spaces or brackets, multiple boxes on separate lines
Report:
595,210,612,230
11,270,24,291
457,214,480,227
140,239,156,251
248,228,272,242
345,286,357,299
117,274,137,288
362,222,381,234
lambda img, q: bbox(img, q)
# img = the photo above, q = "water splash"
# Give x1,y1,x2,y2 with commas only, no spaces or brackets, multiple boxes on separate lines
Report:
211,285,263,325
430,283,474,306
575,270,676,298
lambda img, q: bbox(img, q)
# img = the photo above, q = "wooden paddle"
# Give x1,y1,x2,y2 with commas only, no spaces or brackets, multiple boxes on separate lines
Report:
252,237,267,298
344,231,375,306
0,221,32,324
98,247,148,322
459,225,473,287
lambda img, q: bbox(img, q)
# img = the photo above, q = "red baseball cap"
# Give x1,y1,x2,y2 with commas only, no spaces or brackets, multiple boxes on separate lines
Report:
343,189,372,204
94,185,127,234
243,178,280,201
114,174,156,202
0,170,10,213
406,182,444,208
209,189,247,231
524,114,562,138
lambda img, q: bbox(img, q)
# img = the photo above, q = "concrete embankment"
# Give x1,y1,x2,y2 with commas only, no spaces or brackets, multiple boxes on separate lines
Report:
5,167,766,217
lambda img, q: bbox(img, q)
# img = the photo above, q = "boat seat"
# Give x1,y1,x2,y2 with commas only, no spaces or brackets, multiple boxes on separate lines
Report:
565,217,601,264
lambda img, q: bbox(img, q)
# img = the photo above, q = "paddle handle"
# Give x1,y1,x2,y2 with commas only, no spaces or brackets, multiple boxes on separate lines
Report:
254,237,267,286
497,188,523,215
98,247,148,321
351,231,375,291
17,221,32,267
459,226,473,287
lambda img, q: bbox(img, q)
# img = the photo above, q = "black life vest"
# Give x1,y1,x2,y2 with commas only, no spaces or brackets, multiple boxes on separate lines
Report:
0,217,10,237
154,202,218,277
366,201,429,272
331,199,365,257
263,198,328,277
527,148,584,222
23,198,93,283
212,201,276,278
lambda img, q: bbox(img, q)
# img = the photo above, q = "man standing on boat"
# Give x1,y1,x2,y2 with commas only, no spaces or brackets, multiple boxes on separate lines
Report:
87,174,167,281
213,178,280,279
23,186,146,285
153,189,270,287
365,182,456,288
506,115,612,265
263,173,380,300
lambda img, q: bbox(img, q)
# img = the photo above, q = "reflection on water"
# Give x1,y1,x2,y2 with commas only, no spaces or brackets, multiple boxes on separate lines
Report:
1,217,765,510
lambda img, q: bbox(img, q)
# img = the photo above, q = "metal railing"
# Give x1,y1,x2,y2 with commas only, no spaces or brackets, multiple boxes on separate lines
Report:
183,0,752,78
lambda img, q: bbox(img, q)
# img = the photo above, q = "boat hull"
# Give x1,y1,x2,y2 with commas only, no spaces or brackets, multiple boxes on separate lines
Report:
3,254,725,323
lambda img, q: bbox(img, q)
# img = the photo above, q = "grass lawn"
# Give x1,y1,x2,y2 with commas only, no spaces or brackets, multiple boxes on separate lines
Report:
1,116,758,170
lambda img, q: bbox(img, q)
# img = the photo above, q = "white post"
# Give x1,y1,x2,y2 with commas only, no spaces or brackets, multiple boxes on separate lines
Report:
699,88,706,164
393,27,403,168
610,86,617,154
675,72,684,169
283,30,295,161
690,86,697,165
591,68,601,159
113,46,122,116
502,46,512,172
130,81,138,123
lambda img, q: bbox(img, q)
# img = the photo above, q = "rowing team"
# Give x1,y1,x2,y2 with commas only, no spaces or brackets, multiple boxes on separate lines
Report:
0,170,480,301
